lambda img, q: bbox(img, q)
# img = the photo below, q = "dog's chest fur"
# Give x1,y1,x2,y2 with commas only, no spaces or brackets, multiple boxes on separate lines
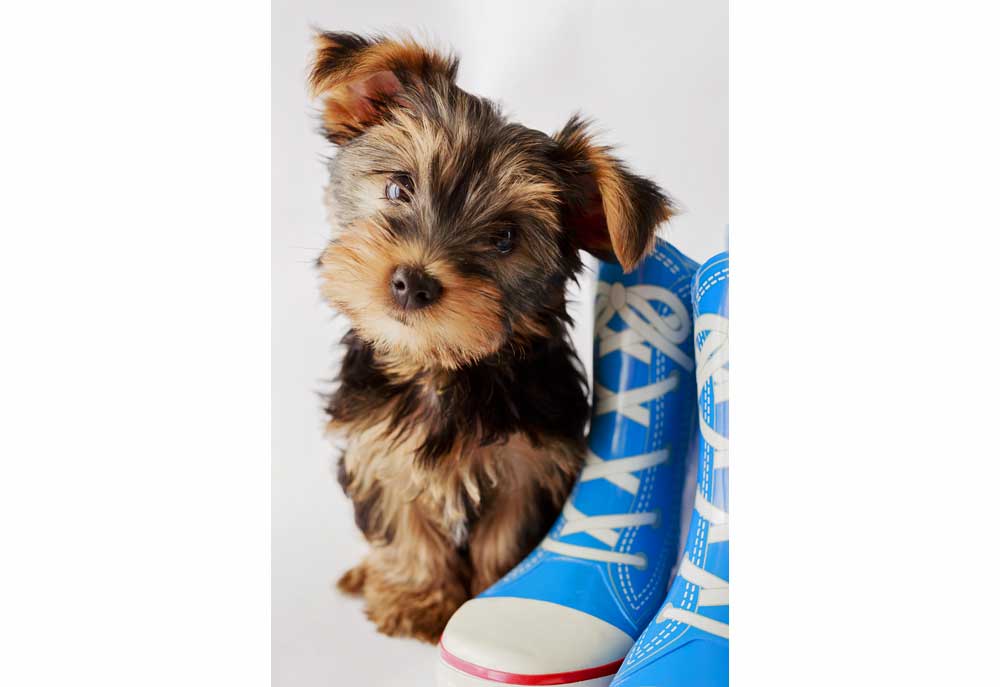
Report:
327,330,589,550
338,424,574,548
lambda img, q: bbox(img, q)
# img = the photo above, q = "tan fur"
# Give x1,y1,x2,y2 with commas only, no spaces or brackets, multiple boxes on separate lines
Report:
553,121,671,271
317,101,569,369
332,415,580,642
310,33,458,144
466,434,580,594
310,33,456,98
590,153,662,271
319,226,507,369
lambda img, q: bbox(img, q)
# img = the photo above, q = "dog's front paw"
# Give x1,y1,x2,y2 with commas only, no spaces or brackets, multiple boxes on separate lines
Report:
363,578,466,643
336,563,367,596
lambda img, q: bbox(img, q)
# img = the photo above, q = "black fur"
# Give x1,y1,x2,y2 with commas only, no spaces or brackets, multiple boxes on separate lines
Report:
337,454,390,541
326,319,589,469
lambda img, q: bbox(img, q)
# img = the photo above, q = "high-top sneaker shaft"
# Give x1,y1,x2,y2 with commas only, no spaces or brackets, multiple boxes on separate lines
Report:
611,250,730,687
438,240,701,687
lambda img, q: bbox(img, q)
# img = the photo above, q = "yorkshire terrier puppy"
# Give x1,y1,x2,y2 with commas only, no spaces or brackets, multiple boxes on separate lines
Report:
310,32,674,642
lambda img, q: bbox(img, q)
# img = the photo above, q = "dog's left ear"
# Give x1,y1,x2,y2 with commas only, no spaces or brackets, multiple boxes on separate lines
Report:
553,116,674,272
308,32,458,144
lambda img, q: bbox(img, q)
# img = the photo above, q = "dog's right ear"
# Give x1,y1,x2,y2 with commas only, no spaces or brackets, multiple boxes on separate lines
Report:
308,32,458,144
552,116,673,272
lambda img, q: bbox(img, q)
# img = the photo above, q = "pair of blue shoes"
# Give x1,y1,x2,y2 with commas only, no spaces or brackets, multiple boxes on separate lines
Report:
438,240,730,687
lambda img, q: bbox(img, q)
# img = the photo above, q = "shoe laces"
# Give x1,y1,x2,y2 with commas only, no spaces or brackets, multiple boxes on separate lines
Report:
540,280,692,569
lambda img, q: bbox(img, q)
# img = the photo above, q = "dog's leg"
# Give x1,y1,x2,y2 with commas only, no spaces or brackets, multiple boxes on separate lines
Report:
468,488,528,595
467,440,582,595
360,501,470,643
467,483,560,596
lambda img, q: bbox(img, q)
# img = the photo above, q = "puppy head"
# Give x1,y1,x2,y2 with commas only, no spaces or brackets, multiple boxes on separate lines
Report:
310,32,673,369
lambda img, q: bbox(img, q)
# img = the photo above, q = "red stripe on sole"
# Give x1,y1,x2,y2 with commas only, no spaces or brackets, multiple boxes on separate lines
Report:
439,643,624,686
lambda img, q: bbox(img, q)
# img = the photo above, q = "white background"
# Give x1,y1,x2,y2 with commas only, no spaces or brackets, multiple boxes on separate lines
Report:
3,3,999,687
272,2,726,685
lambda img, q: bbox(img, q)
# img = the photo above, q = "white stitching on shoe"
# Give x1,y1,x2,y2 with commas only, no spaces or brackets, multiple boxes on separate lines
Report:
655,605,729,639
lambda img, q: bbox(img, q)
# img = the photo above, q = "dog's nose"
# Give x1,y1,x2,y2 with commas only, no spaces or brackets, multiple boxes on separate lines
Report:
390,266,442,310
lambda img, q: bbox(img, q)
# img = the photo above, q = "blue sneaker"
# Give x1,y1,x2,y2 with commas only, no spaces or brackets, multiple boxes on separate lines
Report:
438,240,700,687
610,251,730,687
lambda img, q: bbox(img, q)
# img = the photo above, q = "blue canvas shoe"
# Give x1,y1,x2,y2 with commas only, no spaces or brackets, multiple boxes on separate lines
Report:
438,240,700,687
610,251,730,687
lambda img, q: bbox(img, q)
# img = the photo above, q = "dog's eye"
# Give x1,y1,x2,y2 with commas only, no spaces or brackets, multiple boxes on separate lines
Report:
385,173,414,203
494,227,515,255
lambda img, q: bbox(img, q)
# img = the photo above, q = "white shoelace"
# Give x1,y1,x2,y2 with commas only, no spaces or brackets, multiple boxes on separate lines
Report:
540,280,692,569
657,311,730,637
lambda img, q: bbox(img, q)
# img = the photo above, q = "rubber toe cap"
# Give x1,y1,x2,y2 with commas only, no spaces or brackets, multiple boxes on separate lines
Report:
439,597,634,685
